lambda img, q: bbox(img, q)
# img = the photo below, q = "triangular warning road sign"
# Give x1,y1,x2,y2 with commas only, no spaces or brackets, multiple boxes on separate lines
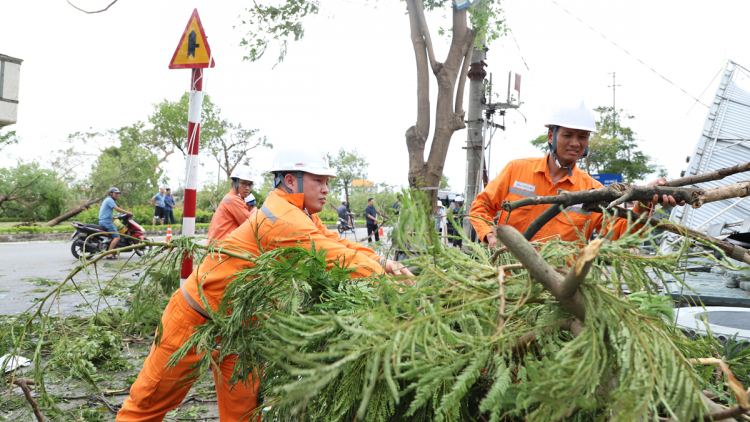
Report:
169,9,216,69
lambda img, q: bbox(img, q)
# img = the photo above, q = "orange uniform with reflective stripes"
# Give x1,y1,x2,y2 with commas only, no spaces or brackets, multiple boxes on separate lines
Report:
186,188,384,311
470,154,638,244
118,189,383,422
207,190,251,243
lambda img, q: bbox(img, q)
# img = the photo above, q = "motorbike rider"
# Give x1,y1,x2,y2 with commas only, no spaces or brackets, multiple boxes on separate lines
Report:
99,187,133,259
207,165,257,244
337,200,354,228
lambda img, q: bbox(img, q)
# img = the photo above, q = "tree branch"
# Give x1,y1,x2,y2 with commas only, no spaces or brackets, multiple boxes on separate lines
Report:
666,161,750,187
493,225,588,321
503,181,750,213
8,378,44,422
413,0,440,74
454,30,475,116
597,205,750,265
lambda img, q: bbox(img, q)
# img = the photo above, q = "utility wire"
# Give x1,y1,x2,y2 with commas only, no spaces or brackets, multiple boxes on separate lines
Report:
686,66,723,115
548,0,709,108
509,31,532,75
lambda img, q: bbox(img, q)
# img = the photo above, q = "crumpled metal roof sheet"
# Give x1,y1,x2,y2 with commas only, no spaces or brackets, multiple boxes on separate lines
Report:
662,61,750,251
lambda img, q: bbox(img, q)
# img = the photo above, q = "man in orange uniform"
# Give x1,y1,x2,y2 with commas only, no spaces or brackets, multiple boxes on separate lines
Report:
207,165,257,244
117,149,413,422
471,101,684,246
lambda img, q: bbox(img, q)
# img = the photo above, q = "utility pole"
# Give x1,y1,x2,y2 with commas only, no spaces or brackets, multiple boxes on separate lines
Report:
608,72,620,111
462,37,487,244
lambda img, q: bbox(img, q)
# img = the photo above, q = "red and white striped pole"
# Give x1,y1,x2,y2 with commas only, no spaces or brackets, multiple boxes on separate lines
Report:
181,68,204,286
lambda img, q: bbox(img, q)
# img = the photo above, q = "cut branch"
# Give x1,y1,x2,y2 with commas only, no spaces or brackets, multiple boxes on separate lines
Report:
8,378,44,422
666,161,750,187
494,225,590,321
597,205,750,265
503,180,750,213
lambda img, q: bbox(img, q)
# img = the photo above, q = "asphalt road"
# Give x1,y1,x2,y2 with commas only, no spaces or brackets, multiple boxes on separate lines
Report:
0,229,389,317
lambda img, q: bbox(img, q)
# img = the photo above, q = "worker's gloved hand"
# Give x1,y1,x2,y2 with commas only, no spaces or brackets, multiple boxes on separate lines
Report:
485,232,498,248
638,177,687,210
384,259,415,285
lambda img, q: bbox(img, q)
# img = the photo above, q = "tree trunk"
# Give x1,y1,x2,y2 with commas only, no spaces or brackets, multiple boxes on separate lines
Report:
344,182,350,206
404,1,473,212
42,194,106,227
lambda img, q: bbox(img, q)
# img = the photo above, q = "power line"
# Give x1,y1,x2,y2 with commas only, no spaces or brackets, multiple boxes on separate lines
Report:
548,0,709,108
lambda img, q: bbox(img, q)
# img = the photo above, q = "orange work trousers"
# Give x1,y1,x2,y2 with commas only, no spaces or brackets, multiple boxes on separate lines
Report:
117,290,261,422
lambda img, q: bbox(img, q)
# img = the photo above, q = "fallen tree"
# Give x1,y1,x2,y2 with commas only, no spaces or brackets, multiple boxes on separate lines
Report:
4,194,750,421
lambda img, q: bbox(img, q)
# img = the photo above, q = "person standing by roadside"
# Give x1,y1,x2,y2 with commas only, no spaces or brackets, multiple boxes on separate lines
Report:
151,187,166,226
365,198,379,243
164,188,177,225
99,187,133,259
207,166,256,244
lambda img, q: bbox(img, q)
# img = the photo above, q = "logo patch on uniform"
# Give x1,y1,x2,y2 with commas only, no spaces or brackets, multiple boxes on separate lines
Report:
513,181,536,193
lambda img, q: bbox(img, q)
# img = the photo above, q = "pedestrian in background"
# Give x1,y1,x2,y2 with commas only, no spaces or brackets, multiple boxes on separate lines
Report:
151,187,166,226
365,197,379,243
164,188,176,225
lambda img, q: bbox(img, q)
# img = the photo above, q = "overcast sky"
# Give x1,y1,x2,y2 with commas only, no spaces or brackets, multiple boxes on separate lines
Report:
2,0,749,195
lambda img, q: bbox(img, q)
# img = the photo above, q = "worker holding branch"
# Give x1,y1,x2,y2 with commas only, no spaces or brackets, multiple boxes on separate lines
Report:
117,149,413,422
470,100,685,246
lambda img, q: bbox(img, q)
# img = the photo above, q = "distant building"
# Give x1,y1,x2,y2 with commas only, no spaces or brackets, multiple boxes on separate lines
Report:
0,54,22,127
352,179,375,193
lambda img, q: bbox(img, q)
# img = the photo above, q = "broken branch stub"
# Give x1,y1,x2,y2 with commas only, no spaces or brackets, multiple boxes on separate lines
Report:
494,225,601,322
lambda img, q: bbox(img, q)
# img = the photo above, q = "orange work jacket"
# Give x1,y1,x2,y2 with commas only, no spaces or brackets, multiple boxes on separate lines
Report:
184,188,384,312
207,190,251,242
470,154,640,244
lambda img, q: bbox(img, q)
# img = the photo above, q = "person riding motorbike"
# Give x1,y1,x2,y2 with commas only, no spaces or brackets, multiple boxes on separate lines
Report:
99,187,133,259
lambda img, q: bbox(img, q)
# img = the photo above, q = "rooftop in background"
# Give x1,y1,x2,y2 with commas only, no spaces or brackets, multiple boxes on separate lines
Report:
0,54,23,128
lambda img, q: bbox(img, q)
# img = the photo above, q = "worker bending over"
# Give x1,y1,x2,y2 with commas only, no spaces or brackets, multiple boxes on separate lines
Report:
471,100,684,246
117,149,413,422
207,165,256,243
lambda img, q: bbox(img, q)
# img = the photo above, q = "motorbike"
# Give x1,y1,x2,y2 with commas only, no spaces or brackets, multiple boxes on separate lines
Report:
69,213,150,259
337,213,357,234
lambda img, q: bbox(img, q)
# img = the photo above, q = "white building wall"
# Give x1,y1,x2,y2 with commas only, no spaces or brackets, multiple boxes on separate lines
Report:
0,55,22,127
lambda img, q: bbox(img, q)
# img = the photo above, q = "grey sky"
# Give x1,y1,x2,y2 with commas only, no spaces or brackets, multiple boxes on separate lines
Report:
1,0,749,194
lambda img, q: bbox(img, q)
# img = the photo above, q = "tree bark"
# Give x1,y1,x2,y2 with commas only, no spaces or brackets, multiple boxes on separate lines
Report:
665,161,750,187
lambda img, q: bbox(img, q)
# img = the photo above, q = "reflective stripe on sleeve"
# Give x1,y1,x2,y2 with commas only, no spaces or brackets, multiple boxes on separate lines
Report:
261,205,277,223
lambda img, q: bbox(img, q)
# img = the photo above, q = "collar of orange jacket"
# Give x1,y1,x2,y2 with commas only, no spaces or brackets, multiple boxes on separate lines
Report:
273,188,306,211
533,153,582,185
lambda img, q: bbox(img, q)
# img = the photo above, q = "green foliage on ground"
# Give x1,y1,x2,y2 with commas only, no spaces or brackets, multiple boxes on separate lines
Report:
74,204,213,225
0,222,210,235
4,193,750,421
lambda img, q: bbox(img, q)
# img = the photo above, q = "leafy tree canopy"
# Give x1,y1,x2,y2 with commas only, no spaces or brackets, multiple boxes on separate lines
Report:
329,148,369,204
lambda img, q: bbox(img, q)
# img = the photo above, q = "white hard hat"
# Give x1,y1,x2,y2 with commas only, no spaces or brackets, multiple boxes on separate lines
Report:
545,100,598,133
230,165,259,182
455,195,464,202
268,148,337,177
245,193,256,204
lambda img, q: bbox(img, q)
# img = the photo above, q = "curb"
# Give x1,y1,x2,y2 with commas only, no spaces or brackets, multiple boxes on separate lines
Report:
0,229,209,243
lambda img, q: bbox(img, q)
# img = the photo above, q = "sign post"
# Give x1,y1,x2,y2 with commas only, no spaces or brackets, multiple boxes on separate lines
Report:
168,9,216,286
